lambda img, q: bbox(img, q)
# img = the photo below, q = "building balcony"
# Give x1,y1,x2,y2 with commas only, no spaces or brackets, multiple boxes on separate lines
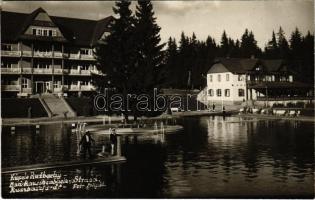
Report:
81,54,95,60
1,50,21,57
1,67,21,74
33,68,53,74
21,88,32,93
54,68,63,74
69,85,80,91
70,69,81,75
65,84,95,91
21,68,32,74
81,85,96,91
81,70,91,75
22,51,32,57
33,51,53,58
2,85,21,91
66,53,96,60
65,68,100,76
69,53,80,60
256,96,314,101
63,69,70,74
53,52,63,58
53,87,63,93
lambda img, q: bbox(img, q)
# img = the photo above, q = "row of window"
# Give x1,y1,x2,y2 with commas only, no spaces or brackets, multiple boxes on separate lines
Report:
208,89,245,97
1,78,28,88
2,44,13,51
209,74,293,83
209,74,244,82
3,78,91,89
2,44,93,55
2,62,95,69
32,28,57,37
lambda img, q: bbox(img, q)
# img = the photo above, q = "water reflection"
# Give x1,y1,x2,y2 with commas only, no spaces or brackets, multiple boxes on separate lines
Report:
2,116,314,198
163,117,314,198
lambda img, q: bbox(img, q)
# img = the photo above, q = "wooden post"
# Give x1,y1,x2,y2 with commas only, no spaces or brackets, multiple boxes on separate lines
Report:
133,135,137,144
125,136,129,145
116,136,121,156
116,164,121,184
11,127,15,135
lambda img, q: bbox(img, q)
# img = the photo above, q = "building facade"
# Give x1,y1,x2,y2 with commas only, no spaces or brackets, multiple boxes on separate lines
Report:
1,8,112,97
198,58,312,106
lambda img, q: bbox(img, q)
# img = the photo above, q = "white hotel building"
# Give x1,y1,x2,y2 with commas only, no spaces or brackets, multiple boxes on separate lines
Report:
198,58,312,106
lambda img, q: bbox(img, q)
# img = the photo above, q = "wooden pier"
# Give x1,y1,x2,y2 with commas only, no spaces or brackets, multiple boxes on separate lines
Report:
2,156,126,174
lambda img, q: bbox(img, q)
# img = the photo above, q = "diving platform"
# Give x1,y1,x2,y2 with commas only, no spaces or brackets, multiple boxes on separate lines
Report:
2,156,126,174
86,124,184,136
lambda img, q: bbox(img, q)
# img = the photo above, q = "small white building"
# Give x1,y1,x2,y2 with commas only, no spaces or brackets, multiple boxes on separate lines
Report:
198,58,312,106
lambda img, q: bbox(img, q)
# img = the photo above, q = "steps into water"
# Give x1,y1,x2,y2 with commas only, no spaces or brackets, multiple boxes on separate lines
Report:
41,94,76,118
2,156,126,174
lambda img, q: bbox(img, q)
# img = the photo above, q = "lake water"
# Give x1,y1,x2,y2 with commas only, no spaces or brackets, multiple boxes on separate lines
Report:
2,116,314,198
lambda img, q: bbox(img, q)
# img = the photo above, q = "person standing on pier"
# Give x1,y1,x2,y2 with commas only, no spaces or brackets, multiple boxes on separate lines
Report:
110,129,117,155
79,131,95,159
212,103,215,112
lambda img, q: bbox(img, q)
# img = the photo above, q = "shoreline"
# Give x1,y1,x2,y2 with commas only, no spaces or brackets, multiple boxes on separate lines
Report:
2,111,314,126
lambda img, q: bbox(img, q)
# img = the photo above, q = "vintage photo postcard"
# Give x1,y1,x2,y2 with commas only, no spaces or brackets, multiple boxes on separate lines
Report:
1,0,314,198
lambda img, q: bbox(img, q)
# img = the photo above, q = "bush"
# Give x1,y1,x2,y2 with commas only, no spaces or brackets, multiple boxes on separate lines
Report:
296,102,305,108
273,103,284,108
305,103,314,109
2,98,48,118
286,102,295,108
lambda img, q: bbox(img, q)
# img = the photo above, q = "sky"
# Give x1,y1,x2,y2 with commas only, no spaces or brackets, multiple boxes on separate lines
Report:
2,1,314,48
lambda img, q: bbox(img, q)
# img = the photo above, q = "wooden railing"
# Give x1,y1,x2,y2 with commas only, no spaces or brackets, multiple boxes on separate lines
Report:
1,67,21,74
1,50,21,57
257,96,314,101
21,68,32,74
33,68,53,74
33,51,53,58
2,85,20,91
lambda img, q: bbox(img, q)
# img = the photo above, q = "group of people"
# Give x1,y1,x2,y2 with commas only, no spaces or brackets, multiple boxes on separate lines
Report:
79,128,118,159
209,103,225,113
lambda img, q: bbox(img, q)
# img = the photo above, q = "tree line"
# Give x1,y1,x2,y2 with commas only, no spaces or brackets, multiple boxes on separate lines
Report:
164,28,314,89
94,0,313,120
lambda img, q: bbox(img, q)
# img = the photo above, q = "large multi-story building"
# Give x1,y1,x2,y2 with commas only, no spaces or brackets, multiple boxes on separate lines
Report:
1,7,112,97
198,58,313,106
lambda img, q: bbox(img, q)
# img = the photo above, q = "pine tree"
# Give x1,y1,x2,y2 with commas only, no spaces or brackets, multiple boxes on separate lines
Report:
133,0,165,90
164,37,178,87
277,26,290,59
220,30,229,57
95,0,137,120
270,31,278,49
240,29,260,58
290,27,303,60
301,31,314,83
264,30,279,59
179,32,189,52
177,32,191,88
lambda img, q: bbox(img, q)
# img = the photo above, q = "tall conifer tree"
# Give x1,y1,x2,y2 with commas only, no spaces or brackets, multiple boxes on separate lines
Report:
95,0,137,120
134,0,165,90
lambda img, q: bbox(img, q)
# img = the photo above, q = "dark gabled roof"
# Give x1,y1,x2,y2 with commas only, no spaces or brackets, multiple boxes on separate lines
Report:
1,11,28,41
261,59,284,72
90,16,114,45
1,8,113,46
208,58,288,74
